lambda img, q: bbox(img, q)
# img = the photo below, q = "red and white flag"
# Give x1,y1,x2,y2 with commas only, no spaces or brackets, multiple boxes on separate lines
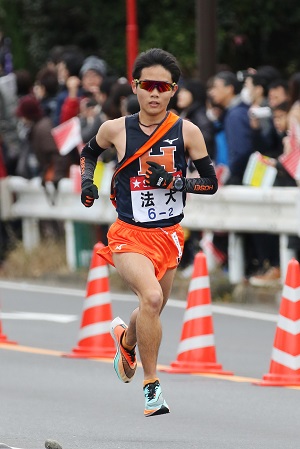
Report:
51,117,83,156
278,121,300,180
279,148,300,180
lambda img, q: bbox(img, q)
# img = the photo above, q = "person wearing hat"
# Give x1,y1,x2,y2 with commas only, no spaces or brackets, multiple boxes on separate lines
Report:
58,55,108,146
59,55,107,124
80,56,107,83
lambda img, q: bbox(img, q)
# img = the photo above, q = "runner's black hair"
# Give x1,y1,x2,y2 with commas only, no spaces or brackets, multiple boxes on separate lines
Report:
132,48,181,83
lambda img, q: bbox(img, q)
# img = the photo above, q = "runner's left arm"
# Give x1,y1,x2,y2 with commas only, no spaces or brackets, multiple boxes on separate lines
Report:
145,120,218,195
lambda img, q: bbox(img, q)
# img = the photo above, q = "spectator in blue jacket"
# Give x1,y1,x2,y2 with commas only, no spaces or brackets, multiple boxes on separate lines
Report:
208,71,254,273
209,71,253,185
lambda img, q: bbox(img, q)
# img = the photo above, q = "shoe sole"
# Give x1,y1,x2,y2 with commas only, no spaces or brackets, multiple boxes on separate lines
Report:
144,405,170,417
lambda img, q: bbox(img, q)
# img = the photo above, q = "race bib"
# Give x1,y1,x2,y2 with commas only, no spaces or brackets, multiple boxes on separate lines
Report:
130,175,184,223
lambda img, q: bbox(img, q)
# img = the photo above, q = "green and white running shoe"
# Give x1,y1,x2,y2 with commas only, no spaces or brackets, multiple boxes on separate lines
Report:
143,379,170,417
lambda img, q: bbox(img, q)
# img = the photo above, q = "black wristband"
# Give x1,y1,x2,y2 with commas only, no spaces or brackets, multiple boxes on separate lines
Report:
184,155,218,195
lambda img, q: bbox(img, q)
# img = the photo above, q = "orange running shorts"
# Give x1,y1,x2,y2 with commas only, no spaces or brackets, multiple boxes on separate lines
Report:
97,218,184,280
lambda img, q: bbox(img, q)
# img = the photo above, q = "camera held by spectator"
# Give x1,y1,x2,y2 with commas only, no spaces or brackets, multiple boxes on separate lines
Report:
248,106,272,120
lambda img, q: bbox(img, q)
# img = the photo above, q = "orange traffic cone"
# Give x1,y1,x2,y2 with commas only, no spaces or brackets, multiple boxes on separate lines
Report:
161,251,233,375
0,310,17,345
64,242,116,358
254,258,300,386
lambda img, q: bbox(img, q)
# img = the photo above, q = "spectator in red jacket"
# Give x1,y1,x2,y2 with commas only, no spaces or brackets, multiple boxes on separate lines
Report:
15,94,77,184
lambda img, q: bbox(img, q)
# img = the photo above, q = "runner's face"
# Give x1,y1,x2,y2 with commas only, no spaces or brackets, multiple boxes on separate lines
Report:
132,65,177,117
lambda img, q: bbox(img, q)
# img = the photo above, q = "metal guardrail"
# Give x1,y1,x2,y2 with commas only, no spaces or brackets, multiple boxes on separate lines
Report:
1,176,299,283
182,186,299,283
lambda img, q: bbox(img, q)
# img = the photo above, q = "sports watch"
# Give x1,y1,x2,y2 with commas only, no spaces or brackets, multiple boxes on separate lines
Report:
173,176,185,192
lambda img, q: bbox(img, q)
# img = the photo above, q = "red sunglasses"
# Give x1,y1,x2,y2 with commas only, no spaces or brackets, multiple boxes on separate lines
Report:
134,79,176,93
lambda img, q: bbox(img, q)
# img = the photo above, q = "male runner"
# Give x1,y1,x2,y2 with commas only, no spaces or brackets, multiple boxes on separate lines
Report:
80,48,218,416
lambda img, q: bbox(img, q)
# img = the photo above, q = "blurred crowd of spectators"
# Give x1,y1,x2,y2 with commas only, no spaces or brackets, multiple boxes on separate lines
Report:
1,37,300,286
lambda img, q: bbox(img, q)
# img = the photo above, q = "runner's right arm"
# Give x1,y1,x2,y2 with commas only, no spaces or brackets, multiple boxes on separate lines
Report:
81,118,127,206
80,136,107,207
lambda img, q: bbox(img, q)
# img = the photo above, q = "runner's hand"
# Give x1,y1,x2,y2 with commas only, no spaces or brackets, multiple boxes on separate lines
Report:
81,180,99,207
145,161,173,189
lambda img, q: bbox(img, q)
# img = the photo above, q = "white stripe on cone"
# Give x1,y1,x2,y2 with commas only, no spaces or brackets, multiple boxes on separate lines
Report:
87,265,108,282
281,285,300,303
277,315,300,335
82,292,111,311
271,347,300,371
183,304,213,323
78,321,111,341
177,334,215,356
188,275,210,292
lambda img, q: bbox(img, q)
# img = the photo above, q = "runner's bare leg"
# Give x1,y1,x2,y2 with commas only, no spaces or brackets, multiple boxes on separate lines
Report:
112,252,176,379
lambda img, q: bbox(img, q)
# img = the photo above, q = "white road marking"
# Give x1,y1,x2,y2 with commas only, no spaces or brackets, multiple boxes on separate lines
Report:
0,444,25,449
1,311,77,323
0,280,278,322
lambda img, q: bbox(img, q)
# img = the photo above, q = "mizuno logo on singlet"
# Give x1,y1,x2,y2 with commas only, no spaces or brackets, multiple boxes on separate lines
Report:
163,138,178,144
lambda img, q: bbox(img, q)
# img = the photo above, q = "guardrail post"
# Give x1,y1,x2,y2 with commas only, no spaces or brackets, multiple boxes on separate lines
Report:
228,232,245,284
22,218,40,251
0,178,13,220
64,220,76,271
279,233,296,282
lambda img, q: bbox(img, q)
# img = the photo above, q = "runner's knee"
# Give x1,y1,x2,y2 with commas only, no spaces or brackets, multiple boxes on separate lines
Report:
140,289,163,315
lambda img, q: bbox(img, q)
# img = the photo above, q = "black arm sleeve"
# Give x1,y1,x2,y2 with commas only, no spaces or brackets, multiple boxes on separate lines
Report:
184,155,218,194
80,136,107,185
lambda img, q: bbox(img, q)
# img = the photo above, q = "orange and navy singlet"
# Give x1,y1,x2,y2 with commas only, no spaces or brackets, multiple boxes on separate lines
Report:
115,112,187,228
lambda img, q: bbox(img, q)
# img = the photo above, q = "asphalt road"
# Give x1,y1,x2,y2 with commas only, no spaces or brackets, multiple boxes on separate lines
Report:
0,281,299,449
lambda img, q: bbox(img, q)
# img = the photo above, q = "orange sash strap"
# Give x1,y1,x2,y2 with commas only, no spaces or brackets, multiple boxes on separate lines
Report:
110,111,180,207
